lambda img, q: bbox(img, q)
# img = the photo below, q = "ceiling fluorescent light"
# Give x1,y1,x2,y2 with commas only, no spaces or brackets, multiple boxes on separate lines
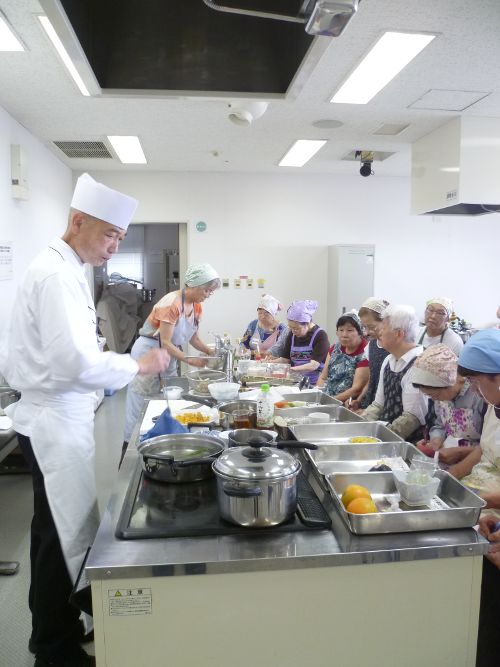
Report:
38,15,90,96
279,140,327,167
330,32,436,104
0,16,24,51
107,136,147,164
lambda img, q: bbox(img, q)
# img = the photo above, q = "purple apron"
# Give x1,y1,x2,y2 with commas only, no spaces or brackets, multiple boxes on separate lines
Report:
290,327,324,385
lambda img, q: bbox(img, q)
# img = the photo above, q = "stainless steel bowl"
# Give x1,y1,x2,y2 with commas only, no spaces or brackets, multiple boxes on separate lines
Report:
217,401,257,430
183,370,227,395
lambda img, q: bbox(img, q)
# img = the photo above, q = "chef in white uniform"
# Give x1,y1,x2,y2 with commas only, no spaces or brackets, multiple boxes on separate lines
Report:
0,174,170,667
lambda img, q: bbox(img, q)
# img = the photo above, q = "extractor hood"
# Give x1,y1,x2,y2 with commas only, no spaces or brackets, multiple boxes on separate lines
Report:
411,116,500,216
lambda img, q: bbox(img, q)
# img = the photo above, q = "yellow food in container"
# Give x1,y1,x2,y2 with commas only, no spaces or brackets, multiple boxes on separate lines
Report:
349,436,379,444
175,412,210,424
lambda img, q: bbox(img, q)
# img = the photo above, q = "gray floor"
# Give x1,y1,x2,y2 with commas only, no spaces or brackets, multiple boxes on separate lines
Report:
0,388,128,666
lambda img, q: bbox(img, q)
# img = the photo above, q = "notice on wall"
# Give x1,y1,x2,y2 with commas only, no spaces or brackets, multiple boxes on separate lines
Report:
108,588,152,617
234,279,241,289
148,250,164,264
0,241,13,280
257,279,265,289
246,279,253,289
222,278,229,289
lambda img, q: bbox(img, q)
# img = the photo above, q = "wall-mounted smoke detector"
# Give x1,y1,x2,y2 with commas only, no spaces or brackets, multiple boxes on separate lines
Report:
228,101,269,127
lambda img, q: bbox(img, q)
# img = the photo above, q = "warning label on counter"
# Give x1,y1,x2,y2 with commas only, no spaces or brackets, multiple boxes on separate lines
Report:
108,588,152,616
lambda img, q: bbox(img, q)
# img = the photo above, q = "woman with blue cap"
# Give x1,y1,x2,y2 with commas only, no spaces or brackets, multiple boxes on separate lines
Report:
448,329,500,667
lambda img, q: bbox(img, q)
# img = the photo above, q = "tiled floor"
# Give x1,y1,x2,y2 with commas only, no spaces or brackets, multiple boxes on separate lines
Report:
0,388,128,666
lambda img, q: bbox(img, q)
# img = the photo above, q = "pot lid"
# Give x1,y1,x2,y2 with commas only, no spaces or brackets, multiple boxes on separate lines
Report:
213,437,300,480
138,433,223,459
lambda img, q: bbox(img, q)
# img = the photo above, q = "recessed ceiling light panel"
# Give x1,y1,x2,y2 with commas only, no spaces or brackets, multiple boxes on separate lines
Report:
279,140,327,167
372,123,410,136
0,15,24,51
107,136,147,164
330,31,436,105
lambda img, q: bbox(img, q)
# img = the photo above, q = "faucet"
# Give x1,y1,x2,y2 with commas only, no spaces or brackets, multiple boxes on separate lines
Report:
208,332,234,382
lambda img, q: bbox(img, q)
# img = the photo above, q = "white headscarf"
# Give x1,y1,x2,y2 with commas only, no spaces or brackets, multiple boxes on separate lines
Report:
361,297,389,315
71,173,138,230
428,296,453,319
185,263,219,287
258,294,283,317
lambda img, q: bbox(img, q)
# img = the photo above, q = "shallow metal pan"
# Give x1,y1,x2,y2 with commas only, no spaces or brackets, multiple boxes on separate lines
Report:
279,390,342,407
290,421,403,444
306,441,421,476
325,470,485,534
274,406,362,440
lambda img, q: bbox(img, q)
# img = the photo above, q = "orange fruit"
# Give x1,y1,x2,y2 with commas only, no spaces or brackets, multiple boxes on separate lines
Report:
341,485,372,509
346,497,378,514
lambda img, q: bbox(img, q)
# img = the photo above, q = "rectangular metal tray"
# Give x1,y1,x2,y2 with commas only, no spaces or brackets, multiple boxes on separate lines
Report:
275,405,363,423
290,421,403,444
326,471,485,534
279,390,342,406
306,441,421,476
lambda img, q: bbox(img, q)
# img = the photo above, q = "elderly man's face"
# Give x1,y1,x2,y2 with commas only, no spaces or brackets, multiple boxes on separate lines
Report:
378,318,401,353
75,215,126,266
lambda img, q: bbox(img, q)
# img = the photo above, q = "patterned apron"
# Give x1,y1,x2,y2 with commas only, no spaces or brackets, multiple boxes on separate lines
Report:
436,385,481,448
361,339,390,409
324,342,365,397
290,327,324,386
380,356,424,440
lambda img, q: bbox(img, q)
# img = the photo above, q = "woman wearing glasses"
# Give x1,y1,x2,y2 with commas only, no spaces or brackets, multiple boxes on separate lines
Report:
123,263,221,448
417,296,463,355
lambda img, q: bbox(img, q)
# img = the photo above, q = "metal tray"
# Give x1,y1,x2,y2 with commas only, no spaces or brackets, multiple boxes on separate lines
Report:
290,421,403,445
279,390,342,406
326,471,486,534
306,441,421,476
274,406,362,440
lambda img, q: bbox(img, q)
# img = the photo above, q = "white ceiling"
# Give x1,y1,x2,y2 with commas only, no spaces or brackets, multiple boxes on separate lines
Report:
1,0,500,176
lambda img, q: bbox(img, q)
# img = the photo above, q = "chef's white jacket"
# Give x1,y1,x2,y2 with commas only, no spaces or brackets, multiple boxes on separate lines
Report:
374,346,428,425
0,237,138,433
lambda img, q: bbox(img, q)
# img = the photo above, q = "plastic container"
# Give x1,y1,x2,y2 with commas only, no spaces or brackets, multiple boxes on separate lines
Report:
208,382,240,402
257,384,274,429
308,412,330,424
163,386,183,400
393,470,441,507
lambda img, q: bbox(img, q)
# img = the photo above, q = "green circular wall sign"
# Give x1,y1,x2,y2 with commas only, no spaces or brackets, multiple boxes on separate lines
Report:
196,221,207,233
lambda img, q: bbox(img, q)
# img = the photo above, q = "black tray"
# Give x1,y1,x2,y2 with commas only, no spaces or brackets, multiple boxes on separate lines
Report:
116,459,331,540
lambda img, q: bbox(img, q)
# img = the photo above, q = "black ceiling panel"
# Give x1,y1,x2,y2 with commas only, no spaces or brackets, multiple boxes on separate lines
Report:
60,0,314,93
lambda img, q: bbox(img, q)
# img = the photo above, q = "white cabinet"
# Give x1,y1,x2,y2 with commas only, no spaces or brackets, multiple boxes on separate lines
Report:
327,244,375,339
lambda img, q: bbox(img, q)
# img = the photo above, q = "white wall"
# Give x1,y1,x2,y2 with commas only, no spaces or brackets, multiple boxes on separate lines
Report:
0,104,72,334
76,170,500,342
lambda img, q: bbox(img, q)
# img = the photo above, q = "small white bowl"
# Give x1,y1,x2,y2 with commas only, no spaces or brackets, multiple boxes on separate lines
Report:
163,386,183,400
208,382,240,401
308,412,330,424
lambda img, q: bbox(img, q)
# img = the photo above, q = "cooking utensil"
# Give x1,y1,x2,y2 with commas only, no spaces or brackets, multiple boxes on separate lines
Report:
138,433,224,483
208,382,240,402
183,369,226,395
218,400,257,430
227,429,275,448
212,437,318,527
290,421,403,444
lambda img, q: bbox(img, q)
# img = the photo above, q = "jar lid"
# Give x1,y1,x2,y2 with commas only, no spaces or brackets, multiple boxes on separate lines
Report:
261,384,270,391
213,437,300,480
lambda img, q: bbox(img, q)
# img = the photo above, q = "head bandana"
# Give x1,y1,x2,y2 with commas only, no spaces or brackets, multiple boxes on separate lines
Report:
287,300,318,323
458,329,500,374
184,263,219,288
412,343,458,387
342,309,363,332
258,294,283,317
361,297,389,315
427,296,453,319
70,173,138,230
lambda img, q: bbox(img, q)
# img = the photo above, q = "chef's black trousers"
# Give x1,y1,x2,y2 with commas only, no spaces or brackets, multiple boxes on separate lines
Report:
476,556,500,667
18,434,83,661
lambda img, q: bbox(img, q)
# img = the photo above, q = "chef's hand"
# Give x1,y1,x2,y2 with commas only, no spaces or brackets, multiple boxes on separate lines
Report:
137,348,171,375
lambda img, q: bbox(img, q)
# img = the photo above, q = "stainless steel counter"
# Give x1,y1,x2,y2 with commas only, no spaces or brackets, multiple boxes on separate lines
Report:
86,401,489,581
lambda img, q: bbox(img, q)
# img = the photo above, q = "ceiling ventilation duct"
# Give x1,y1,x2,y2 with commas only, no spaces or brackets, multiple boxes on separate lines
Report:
202,0,359,37
411,117,500,216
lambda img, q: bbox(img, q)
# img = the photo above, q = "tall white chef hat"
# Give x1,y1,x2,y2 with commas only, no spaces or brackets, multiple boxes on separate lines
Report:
70,173,138,230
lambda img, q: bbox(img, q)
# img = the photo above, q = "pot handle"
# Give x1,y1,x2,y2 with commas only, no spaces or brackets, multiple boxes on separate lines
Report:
175,456,218,469
276,441,318,450
144,454,174,465
222,483,262,498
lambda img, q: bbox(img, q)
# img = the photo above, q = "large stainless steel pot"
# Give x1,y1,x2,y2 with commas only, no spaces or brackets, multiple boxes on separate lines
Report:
138,433,224,483
212,437,318,527
218,400,257,430
227,428,275,448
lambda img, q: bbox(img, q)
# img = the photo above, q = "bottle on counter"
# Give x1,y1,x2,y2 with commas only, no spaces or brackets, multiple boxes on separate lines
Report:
233,338,243,371
256,384,274,429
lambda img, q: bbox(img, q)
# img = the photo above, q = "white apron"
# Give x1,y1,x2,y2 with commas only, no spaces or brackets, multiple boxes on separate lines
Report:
124,292,199,440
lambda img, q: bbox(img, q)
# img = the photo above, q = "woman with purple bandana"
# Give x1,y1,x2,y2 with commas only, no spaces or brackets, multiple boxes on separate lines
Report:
272,300,330,385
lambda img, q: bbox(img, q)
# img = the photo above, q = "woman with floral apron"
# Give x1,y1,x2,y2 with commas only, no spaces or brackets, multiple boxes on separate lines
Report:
317,311,369,402
411,344,486,464
123,264,220,447
241,294,287,354
271,300,330,386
